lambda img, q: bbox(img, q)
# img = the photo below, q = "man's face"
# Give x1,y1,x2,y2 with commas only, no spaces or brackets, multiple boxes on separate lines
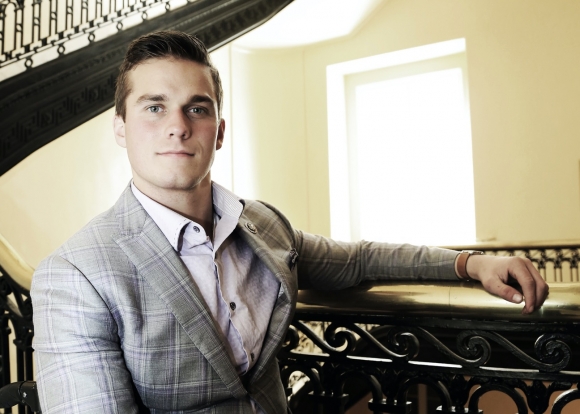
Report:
114,57,224,200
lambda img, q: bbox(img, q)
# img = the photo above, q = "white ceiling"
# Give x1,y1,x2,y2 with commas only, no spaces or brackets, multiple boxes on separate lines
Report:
233,0,384,49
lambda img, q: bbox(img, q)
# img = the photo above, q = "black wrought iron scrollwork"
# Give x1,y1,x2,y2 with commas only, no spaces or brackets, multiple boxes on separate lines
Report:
534,333,576,368
288,320,355,357
0,264,34,414
380,326,420,361
324,322,358,356
525,380,572,414
336,370,382,412
280,315,580,414
282,324,300,352
469,378,529,414
553,386,580,414
457,329,572,372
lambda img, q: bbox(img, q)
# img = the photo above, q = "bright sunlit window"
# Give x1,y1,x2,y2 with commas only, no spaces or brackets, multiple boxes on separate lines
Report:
327,39,476,245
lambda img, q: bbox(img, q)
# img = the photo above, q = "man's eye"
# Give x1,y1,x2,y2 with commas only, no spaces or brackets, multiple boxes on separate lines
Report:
188,107,206,115
147,106,162,113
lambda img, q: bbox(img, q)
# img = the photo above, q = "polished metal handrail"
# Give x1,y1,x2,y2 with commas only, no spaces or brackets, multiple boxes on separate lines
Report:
2,238,580,294
0,233,33,291
297,280,577,322
443,238,580,250
287,281,580,414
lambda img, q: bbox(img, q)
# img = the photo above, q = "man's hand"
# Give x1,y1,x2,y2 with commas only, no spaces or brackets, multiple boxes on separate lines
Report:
461,255,549,314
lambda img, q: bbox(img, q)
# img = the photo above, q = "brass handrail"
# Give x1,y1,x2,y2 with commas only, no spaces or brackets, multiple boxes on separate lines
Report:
0,233,33,291
297,281,578,322
442,239,580,251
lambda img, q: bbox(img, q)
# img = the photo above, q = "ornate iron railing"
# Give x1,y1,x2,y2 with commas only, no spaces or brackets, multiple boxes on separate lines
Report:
282,282,580,414
0,0,198,80
0,234,34,414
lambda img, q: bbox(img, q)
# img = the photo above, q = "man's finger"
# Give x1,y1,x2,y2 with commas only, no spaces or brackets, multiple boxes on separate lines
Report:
488,281,524,305
524,260,549,307
509,258,538,314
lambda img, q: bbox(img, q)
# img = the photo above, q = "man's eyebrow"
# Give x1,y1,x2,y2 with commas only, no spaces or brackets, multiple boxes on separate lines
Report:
135,94,168,104
188,95,215,105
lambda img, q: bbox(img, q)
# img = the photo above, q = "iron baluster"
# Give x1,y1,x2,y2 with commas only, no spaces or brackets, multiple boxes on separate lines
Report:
0,4,6,57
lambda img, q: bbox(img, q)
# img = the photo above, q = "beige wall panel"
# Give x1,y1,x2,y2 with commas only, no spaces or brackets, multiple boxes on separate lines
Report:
299,0,580,242
209,45,234,190
0,108,131,267
230,46,310,231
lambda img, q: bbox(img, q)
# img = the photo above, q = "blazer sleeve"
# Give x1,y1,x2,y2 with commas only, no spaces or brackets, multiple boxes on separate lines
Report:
31,254,140,414
294,230,460,290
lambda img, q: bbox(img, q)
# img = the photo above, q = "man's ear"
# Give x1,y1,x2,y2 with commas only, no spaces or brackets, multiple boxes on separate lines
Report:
216,118,225,150
113,115,127,148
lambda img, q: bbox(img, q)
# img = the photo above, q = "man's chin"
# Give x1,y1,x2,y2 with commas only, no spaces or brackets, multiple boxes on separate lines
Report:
133,177,209,196
160,177,210,192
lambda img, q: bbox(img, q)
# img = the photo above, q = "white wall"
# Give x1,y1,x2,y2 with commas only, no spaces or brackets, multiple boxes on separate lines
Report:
229,46,311,230
0,108,131,267
232,0,580,242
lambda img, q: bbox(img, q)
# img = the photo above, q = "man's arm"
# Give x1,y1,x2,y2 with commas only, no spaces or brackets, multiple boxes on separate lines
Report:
294,231,459,289
31,255,139,414
293,230,548,313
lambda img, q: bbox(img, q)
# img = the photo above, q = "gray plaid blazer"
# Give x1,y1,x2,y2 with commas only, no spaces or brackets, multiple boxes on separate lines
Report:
31,186,458,413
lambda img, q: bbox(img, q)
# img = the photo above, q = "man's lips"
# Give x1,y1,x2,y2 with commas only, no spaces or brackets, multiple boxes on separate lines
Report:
157,151,194,156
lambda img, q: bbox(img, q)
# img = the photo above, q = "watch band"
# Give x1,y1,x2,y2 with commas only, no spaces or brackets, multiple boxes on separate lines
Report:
456,250,485,281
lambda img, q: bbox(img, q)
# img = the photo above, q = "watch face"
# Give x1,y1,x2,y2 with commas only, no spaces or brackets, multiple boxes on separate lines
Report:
461,250,485,255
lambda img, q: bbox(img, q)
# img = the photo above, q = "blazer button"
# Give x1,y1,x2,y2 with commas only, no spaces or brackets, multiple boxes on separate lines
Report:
245,222,257,234
230,302,236,311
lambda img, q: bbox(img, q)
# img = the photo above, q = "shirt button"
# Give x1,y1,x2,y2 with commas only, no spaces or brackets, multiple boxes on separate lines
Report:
250,352,255,361
193,226,200,233
229,302,236,311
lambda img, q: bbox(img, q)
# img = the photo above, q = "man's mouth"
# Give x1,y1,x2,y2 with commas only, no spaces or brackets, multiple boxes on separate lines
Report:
158,151,194,157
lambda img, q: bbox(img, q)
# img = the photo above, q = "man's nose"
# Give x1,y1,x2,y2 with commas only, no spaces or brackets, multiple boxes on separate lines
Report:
165,111,191,139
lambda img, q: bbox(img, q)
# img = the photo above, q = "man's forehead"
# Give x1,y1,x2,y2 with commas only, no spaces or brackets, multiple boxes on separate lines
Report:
126,57,215,100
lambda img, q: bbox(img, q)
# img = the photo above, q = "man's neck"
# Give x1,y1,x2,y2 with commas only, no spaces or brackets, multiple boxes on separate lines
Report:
133,179,214,238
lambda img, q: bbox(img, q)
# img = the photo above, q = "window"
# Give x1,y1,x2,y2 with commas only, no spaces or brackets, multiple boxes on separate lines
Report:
327,39,476,245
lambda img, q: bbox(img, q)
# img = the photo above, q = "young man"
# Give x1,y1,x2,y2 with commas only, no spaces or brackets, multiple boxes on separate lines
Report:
31,31,548,413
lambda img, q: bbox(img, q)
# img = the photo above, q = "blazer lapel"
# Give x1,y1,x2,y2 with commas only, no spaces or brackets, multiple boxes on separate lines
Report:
236,212,298,384
236,220,296,297
111,187,247,399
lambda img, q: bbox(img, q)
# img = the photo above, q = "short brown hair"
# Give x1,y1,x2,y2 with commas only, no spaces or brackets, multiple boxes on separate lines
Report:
115,30,223,120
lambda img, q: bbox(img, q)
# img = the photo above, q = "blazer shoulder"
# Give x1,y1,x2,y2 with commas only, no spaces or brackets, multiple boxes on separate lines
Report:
59,206,119,251
242,200,296,236
242,199,290,225
37,187,140,276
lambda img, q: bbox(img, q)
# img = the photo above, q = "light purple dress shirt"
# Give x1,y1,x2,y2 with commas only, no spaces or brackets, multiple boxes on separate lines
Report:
131,182,281,385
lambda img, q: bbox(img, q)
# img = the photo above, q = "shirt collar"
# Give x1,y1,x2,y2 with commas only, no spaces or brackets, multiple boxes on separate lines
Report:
131,182,243,252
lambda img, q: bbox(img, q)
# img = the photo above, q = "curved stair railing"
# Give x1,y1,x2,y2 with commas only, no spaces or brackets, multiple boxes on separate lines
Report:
0,0,293,176
0,234,33,413
284,280,580,414
0,0,228,77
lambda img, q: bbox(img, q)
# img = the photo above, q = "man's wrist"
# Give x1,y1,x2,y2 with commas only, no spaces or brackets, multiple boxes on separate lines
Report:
455,250,485,281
